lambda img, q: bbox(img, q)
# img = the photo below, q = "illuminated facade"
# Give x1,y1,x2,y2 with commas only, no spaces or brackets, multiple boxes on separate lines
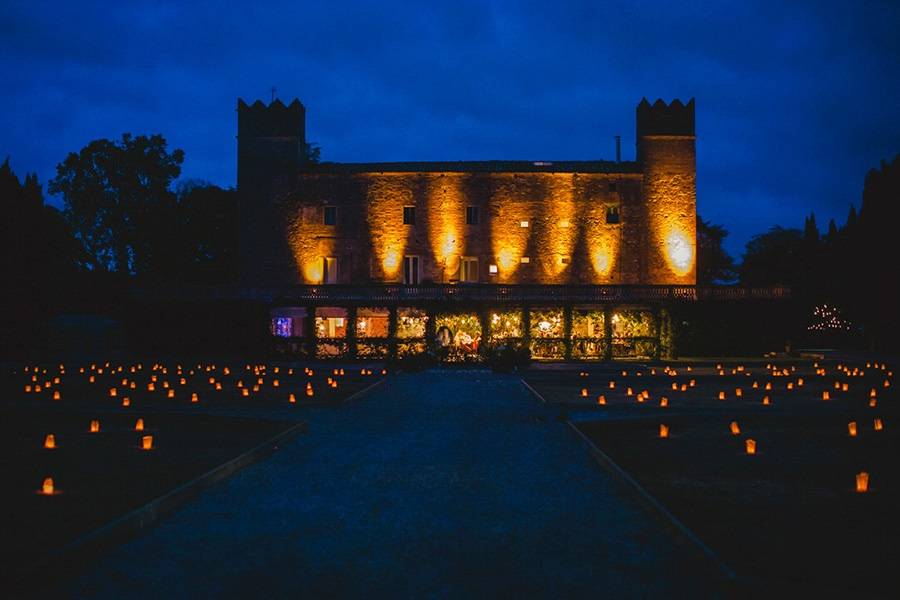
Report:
238,98,696,288
238,97,700,359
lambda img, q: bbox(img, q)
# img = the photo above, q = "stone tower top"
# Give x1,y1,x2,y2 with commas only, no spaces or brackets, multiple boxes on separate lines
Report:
636,98,695,138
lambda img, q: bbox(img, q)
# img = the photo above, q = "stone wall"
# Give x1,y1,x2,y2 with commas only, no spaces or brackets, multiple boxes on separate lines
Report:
279,172,647,285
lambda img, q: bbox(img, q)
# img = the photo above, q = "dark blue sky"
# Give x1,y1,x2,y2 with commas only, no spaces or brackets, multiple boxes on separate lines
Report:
2,1,898,256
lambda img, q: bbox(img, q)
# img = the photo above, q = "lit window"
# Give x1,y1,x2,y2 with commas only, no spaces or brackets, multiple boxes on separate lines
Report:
520,257,530,264
489,264,498,274
520,220,529,228
466,206,479,225
606,206,620,224
559,219,570,228
403,206,416,225
403,255,419,284
560,256,570,265
323,206,337,225
272,318,292,338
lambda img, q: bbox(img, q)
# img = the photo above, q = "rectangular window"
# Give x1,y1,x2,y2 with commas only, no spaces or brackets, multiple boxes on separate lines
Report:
560,256,570,265
403,206,416,225
606,206,620,224
466,206,479,225
323,257,339,284
520,220,529,228
403,255,420,285
323,206,337,225
461,257,479,282
520,256,530,264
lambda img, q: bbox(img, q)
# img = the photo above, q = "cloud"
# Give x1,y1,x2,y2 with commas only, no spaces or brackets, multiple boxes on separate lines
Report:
1,0,898,256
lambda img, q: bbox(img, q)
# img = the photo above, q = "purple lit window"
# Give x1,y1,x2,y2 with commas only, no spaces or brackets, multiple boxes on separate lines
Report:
272,317,292,338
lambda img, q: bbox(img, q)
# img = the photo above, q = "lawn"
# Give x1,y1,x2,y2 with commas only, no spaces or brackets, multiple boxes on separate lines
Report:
0,360,386,584
525,359,898,596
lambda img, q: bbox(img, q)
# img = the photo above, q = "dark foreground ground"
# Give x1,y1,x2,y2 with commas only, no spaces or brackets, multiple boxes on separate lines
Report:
59,370,712,598
0,361,384,591
525,358,898,597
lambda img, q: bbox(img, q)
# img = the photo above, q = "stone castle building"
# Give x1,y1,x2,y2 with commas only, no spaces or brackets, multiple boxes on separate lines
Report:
238,98,696,289
237,98,710,360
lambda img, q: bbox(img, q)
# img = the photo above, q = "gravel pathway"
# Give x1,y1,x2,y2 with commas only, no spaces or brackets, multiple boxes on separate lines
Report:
68,370,711,598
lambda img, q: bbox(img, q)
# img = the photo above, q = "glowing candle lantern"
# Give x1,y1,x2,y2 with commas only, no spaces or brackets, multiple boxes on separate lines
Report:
580,388,588,398
381,369,387,375
41,477,55,495
787,382,794,391
180,377,186,385
869,398,877,408
842,383,849,392
44,434,56,449
273,379,280,388
856,472,869,493
89,420,100,433
167,389,175,399
834,381,841,390
135,418,144,431
215,382,222,391
765,382,772,391
730,421,740,435
622,370,628,377
797,378,804,387
884,379,891,388
822,391,830,401
609,381,616,389
660,397,668,408
762,396,771,406
659,424,669,438
680,384,688,392
141,435,153,450
360,368,366,375
191,392,198,403
306,387,314,397
109,387,117,397
330,381,337,388
718,391,726,400
848,421,857,437
52,390,61,401
745,439,757,455
89,375,95,383
874,418,883,431
869,388,877,398
289,393,296,404
121,397,130,407
735,388,743,398
671,382,678,391
690,379,696,387
147,382,155,392
597,395,606,405
241,388,249,397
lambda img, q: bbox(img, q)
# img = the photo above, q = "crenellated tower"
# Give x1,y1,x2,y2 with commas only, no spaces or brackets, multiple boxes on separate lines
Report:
237,98,306,285
636,98,697,285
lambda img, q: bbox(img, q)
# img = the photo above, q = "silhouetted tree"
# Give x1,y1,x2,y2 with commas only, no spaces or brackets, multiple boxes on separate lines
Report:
49,134,184,274
171,181,238,282
305,142,321,164
696,217,736,284
739,227,804,287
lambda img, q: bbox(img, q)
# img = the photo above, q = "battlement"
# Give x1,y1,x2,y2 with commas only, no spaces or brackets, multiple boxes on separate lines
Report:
237,98,306,139
636,98,695,137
